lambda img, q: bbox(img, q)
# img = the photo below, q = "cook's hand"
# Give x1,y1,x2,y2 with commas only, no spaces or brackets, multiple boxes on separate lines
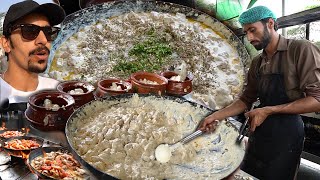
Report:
199,115,220,133
245,107,271,132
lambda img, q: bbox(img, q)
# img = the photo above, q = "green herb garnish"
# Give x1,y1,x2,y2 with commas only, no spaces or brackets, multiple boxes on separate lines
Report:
113,29,173,74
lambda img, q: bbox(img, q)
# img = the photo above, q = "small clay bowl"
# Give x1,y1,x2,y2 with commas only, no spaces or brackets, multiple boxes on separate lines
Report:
25,90,75,131
95,78,132,98
130,72,168,95
57,80,95,108
161,71,193,96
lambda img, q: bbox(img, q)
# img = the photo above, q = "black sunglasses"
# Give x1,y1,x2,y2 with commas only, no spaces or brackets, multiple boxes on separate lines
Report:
9,24,60,41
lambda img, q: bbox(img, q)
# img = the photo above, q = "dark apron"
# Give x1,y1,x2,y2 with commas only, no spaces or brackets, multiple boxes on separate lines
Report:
241,57,304,180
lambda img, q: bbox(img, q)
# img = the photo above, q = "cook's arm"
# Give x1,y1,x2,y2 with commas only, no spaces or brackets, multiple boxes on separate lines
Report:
285,39,320,114
246,96,320,132
199,99,247,132
264,96,320,115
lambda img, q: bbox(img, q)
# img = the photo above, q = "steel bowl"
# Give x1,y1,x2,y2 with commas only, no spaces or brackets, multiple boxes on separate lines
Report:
27,146,90,180
1,136,43,158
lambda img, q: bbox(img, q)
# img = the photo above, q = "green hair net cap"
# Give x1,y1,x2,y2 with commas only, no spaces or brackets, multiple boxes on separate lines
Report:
239,6,277,25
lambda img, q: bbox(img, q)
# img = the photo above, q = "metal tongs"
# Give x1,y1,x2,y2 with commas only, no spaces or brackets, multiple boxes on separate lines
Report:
236,98,260,144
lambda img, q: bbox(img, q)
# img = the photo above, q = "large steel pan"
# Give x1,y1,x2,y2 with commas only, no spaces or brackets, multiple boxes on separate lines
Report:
65,93,246,179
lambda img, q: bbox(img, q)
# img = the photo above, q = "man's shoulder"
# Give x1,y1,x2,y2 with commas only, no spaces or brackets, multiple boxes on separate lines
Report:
38,75,59,82
288,38,314,49
0,76,12,90
0,77,12,103
251,53,263,63
38,75,60,89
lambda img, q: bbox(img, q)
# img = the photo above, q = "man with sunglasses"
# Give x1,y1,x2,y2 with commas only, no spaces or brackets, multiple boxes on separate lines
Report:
0,0,65,105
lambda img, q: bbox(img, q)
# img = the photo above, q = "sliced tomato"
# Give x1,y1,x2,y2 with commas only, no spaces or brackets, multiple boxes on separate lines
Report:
41,165,52,170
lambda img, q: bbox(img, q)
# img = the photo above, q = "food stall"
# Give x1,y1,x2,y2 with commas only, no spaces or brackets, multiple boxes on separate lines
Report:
0,0,259,179
1,0,319,179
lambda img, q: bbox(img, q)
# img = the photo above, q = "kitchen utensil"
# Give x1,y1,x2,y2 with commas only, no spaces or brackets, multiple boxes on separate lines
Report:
155,119,220,163
57,80,95,109
96,78,132,98
25,90,75,131
27,147,89,180
155,129,203,163
0,129,28,140
161,71,193,96
236,99,261,144
1,136,44,158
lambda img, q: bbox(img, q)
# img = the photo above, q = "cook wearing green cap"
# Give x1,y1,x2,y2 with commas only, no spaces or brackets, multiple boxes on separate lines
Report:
200,5,320,180
238,5,277,25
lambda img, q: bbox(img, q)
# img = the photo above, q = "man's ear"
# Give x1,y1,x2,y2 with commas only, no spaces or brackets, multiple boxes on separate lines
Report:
268,18,275,30
1,36,11,54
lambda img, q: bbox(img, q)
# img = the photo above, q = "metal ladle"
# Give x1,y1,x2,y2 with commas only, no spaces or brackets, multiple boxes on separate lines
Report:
155,120,220,163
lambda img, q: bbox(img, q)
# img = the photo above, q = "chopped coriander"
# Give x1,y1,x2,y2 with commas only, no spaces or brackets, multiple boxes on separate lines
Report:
113,29,173,74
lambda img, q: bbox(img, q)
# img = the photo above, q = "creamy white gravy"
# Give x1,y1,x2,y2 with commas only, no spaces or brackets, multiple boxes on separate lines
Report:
50,11,244,109
68,94,245,179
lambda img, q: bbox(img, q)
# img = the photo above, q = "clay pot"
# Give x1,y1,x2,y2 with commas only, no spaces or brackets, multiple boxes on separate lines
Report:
57,81,95,108
130,72,168,95
95,78,132,98
25,90,75,131
161,71,193,96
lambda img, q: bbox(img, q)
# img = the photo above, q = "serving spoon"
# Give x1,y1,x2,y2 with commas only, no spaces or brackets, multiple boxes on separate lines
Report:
155,120,220,163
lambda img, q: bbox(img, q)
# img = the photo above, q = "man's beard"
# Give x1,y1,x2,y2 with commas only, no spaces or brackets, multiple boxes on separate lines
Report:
27,46,50,73
9,38,50,73
253,25,271,50
28,60,47,73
